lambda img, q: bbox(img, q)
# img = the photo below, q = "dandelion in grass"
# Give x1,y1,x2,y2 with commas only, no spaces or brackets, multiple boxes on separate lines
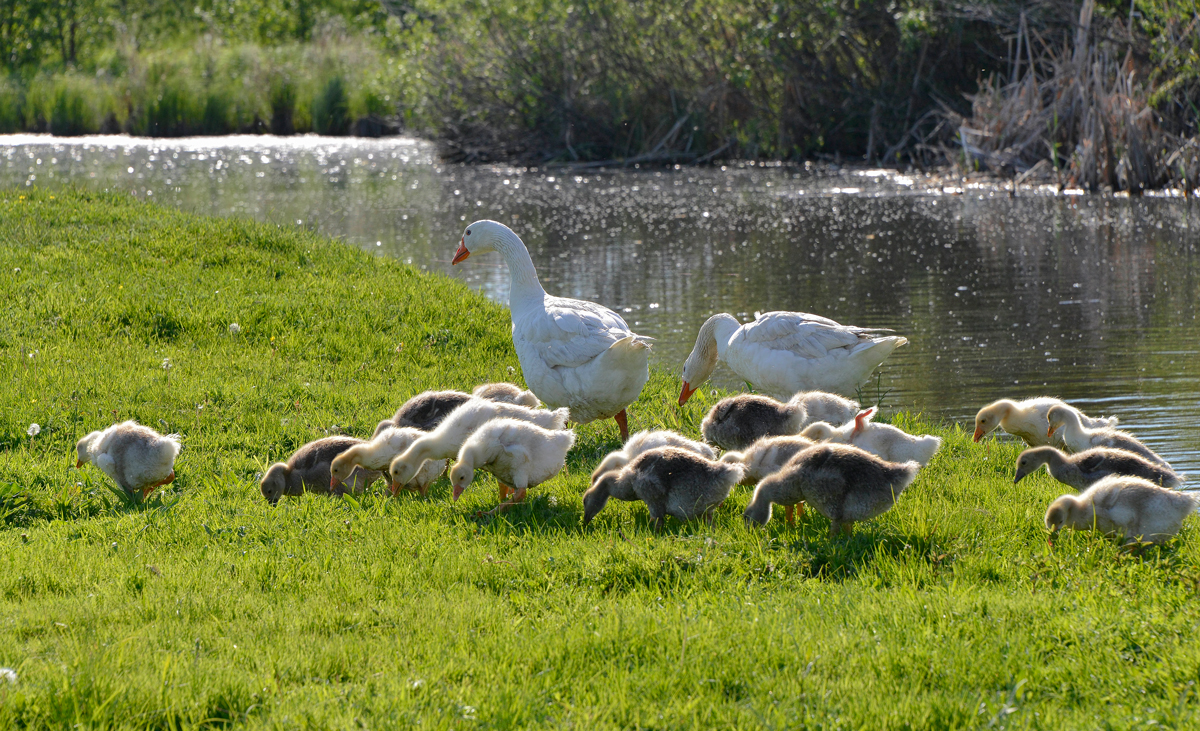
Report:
229,323,241,334
161,358,171,370
27,423,40,437
0,667,16,684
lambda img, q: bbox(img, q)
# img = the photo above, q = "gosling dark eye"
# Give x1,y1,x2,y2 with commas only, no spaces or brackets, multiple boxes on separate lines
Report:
466,230,471,235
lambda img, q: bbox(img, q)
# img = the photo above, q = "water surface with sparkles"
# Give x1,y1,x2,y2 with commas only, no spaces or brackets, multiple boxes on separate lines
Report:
4,134,1197,473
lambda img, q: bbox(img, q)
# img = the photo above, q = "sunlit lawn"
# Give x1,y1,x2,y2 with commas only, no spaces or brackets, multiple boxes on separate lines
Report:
1,190,1198,729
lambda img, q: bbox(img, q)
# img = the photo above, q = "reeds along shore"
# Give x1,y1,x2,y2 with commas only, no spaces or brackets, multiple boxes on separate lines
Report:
0,0,1196,192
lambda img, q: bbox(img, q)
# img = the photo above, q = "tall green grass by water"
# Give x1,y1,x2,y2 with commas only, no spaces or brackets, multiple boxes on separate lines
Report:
2,189,1200,728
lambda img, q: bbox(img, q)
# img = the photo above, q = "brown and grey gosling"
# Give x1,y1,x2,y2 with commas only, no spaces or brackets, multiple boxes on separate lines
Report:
372,383,539,437
720,435,816,525
1045,475,1198,545
1014,446,1185,491
260,436,381,505
1045,405,1172,469
75,421,181,499
700,395,797,451
744,444,920,537
582,447,745,530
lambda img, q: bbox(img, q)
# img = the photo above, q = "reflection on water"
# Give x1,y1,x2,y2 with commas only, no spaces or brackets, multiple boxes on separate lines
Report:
3,134,1198,473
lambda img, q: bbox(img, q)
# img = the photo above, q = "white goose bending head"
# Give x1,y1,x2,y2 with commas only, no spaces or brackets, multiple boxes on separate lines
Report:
453,220,651,439
679,311,908,404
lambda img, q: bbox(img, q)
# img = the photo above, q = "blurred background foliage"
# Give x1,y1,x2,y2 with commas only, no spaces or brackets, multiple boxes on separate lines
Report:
0,0,1196,186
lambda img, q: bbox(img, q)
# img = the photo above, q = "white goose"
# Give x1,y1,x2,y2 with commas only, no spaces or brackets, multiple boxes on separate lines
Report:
679,312,908,404
452,220,651,439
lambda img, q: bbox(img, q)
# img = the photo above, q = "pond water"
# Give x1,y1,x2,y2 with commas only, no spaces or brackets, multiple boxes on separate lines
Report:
3,134,1198,474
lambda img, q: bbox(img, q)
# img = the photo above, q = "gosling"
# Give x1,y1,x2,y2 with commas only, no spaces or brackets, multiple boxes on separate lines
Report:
582,447,744,530
591,430,716,485
1014,446,1184,491
330,426,447,496
801,408,941,465
974,397,1116,447
448,418,576,514
744,444,920,537
1046,405,1172,469
720,435,815,524
1045,475,1198,545
701,391,855,451
260,436,381,505
75,421,181,499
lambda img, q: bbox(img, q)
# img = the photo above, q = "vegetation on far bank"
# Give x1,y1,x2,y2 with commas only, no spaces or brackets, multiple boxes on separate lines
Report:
2,190,1200,727
0,0,1198,191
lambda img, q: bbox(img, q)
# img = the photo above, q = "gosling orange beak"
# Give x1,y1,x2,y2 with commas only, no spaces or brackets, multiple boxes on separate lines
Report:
452,239,470,265
330,476,340,490
972,427,984,442
75,459,83,468
1046,426,1055,439
678,381,697,406
452,485,465,501
388,482,401,497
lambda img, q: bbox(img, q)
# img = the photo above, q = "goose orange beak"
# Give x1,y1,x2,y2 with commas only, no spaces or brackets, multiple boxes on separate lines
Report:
452,485,465,501
678,381,697,406
972,427,984,442
452,239,470,265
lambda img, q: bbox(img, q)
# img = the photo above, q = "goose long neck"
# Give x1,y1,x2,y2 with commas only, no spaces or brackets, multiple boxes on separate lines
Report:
492,229,545,309
702,313,740,359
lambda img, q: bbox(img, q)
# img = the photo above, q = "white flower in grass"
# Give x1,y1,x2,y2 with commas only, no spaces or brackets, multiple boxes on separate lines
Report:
228,323,241,334
0,667,16,684
27,423,40,437
161,358,171,370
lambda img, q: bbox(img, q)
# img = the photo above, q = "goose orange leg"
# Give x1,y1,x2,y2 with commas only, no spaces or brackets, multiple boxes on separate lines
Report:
614,409,629,441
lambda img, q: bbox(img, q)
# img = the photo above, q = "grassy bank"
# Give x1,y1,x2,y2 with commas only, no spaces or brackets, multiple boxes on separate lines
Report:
3,190,1200,728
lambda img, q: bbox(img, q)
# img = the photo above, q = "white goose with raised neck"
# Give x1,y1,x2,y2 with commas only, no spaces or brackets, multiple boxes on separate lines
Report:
452,220,651,437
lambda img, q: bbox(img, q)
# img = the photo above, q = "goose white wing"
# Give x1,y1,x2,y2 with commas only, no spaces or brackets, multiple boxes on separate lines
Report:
738,311,884,357
519,296,633,369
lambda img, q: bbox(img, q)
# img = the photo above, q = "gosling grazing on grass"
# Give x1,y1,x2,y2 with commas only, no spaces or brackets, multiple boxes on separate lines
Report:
75,421,181,499
720,435,815,485
372,383,540,437
387,398,569,490
701,391,854,451
744,444,920,537
801,408,942,466
448,418,576,514
330,426,447,496
582,447,744,530
1044,475,1198,544
260,436,381,505
1014,446,1184,491
591,430,717,485
1045,405,1172,469
973,397,1116,447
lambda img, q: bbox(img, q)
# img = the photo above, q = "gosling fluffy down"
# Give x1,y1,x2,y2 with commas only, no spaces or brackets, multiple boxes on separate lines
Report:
582,447,744,530
720,435,815,485
1044,475,1198,544
260,436,381,505
744,443,920,536
75,421,181,498
448,418,576,499
801,408,942,466
388,398,569,488
330,426,447,496
373,383,540,436
1014,446,1184,491
700,392,859,451
591,430,716,485
973,397,1117,447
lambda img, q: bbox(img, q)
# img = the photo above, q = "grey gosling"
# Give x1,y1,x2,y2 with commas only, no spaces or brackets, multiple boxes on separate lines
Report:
260,436,381,505
582,447,745,530
1045,475,1198,545
744,444,920,537
1014,446,1184,490
699,393,825,451
1046,404,1172,469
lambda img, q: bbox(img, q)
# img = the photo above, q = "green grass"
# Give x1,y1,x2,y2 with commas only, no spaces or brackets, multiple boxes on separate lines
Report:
2,189,1200,729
